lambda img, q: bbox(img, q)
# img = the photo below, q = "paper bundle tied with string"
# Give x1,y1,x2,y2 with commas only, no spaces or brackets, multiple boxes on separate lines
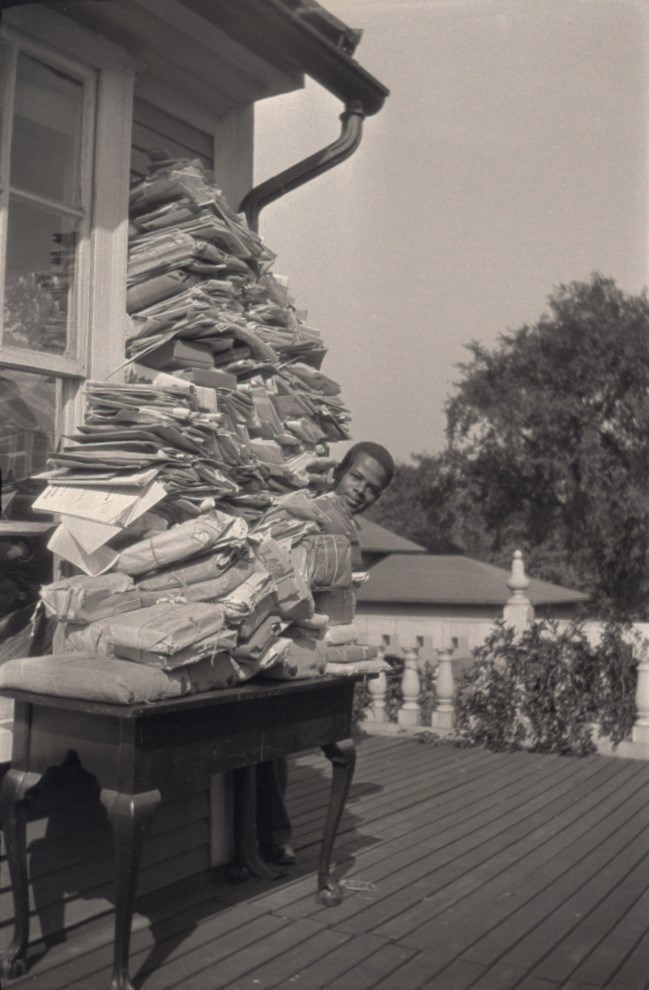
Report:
107,601,233,668
115,511,247,575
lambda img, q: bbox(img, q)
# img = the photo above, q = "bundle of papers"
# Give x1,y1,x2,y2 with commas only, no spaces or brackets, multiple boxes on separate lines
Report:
30,155,380,694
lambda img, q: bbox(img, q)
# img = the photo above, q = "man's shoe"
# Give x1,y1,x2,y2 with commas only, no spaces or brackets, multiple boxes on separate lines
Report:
264,842,296,865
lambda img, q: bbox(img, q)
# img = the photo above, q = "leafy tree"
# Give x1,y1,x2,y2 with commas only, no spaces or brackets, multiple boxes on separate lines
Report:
371,274,649,618
445,274,649,617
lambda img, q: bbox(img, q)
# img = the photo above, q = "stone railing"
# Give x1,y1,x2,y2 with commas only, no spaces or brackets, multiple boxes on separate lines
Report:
362,551,649,760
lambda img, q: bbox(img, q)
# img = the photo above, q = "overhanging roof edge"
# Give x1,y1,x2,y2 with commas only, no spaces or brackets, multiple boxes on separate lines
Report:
203,0,389,115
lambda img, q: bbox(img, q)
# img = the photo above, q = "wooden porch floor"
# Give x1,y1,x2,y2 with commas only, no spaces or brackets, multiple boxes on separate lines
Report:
6,735,649,990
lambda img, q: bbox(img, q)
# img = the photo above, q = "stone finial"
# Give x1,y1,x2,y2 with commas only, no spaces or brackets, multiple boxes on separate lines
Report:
507,549,530,595
503,550,534,634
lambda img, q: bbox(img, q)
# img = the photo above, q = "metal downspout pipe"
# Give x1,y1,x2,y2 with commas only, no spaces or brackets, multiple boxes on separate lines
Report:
239,100,366,232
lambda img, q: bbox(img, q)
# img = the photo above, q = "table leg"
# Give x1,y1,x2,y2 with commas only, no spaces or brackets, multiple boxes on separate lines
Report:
0,768,43,980
227,765,282,883
317,738,356,906
100,788,161,990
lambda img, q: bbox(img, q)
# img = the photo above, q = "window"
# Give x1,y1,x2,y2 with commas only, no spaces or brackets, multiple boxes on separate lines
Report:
0,37,95,376
0,12,134,670
0,35,95,536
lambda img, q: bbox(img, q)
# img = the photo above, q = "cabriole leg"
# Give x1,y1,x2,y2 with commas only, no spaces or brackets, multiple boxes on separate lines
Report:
0,768,42,979
317,738,356,906
100,788,161,990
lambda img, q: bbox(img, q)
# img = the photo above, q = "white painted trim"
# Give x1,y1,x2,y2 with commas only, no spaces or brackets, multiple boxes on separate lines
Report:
0,345,85,377
87,61,134,381
139,0,300,95
134,75,219,139
2,5,137,73
213,104,255,211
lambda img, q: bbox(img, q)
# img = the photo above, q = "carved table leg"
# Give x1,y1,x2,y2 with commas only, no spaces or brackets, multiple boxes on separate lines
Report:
317,738,356,906
227,765,282,883
0,768,43,980
100,788,161,990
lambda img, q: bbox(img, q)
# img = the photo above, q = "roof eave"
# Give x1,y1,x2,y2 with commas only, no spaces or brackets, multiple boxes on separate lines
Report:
192,0,389,115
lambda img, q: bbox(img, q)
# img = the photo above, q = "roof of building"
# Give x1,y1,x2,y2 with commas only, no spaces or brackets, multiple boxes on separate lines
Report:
355,553,590,607
356,517,427,555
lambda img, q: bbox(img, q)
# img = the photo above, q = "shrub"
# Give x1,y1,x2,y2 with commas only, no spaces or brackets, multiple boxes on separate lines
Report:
352,678,372,724
455,619,639,756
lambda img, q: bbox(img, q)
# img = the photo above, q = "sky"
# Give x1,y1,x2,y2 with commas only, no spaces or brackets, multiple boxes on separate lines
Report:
254,0,649,463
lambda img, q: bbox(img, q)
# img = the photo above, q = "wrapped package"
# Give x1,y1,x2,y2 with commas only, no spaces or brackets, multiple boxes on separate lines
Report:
262,636,328,681
115,511,247,575
312,586,355,625
130,627,239,670
312,492,356,538
325,644,379,663
64,617,115,655
323,623,361,645
108,601,228,665
0,652,246,704
40,573,141,625
302,533,352,589
139,559,256,606
218,570,276,623
326,659,390,677
136,553,253,592
233,614,284,662
254,537,314,620
183,651,247,691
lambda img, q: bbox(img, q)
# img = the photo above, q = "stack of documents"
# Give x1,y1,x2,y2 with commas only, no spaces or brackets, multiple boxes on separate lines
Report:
28,157,384,692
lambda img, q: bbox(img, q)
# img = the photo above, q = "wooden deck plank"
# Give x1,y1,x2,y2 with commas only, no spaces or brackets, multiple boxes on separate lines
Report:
245,931,412,990
170,918,335,990
295,756,623,934
384,808,648,984
63,911,295,990
288,748,495,833
293,752,581,853
215,925,353,989
381,758,646,945
321,941,419,990
566,888,649,986
245,760,549,920
3,737,649,990
462,814,649,969
591,926,649,990
530,875,649,983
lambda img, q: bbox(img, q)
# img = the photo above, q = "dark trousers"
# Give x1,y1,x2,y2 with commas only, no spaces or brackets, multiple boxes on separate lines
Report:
256,756,291,847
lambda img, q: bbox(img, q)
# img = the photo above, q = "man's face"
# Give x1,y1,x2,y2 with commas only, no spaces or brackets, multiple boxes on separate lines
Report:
334,453,390,515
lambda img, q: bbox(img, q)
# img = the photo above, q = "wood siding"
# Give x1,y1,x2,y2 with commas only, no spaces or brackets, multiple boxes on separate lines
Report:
131,96,214,178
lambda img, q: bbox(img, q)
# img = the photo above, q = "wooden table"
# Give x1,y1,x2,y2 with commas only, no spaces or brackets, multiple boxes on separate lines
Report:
0,676,357,990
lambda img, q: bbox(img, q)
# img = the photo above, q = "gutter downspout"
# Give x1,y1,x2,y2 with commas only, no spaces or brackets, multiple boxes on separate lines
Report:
239,100,365,232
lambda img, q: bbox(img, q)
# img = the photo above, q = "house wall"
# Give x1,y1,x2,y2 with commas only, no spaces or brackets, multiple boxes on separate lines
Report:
0,9,256,949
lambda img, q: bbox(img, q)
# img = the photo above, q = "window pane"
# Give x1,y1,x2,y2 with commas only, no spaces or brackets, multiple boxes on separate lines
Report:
3,196,78,354
10,52,84,207
0,370,55,619
0,369,55,518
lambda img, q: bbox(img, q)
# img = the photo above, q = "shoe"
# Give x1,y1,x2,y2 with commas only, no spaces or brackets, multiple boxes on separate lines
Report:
264,842,296,865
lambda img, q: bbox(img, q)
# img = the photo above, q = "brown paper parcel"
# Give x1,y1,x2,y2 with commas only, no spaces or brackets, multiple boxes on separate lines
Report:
115,510,248,576
40,573,142,625
108,601,228,665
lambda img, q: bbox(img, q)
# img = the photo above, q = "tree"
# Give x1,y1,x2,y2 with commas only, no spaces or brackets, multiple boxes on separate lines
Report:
442,273,649,617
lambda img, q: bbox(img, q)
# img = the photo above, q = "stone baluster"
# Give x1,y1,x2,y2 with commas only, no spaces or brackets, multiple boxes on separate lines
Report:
632,641,649,746
431,647,455,732
366,646,389,725
503,550,534,635
398,647,421,727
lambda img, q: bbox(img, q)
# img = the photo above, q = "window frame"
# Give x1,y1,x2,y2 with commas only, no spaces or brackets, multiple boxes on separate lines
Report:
0,32,97,378
0,5,135,450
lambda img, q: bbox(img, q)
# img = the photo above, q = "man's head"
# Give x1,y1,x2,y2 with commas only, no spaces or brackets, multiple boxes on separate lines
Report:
333,442,394,515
